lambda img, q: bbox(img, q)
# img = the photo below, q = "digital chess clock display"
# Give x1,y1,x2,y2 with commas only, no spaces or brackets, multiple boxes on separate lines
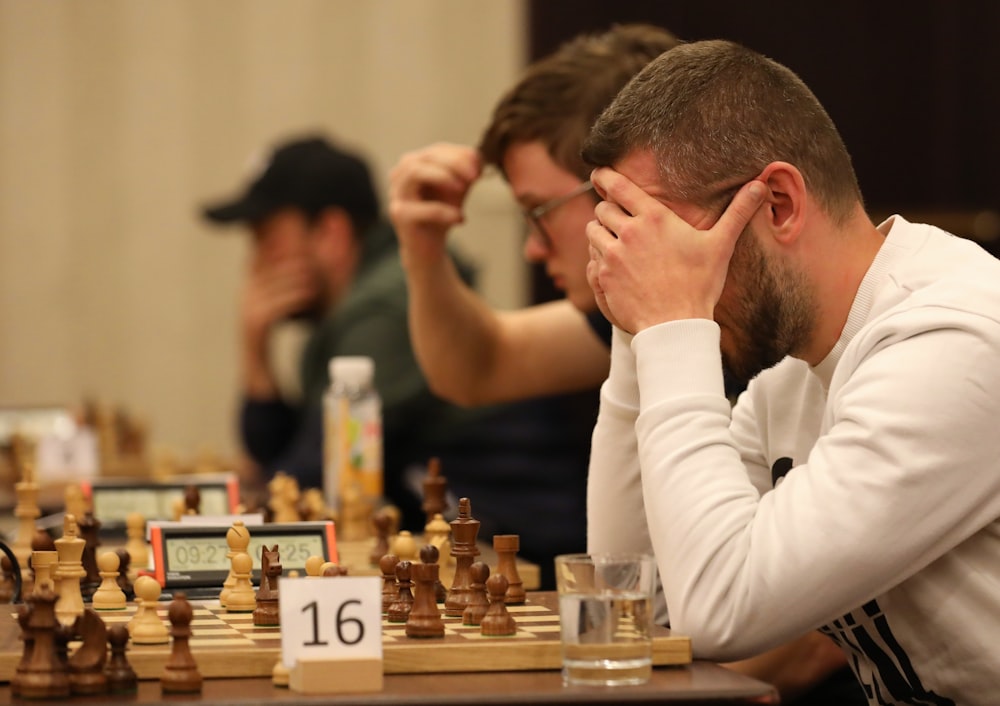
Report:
83,475,240,525
149,521,337,589
164,533,327,573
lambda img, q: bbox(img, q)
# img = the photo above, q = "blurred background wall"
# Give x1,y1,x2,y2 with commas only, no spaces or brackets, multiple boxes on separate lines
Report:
0,0,528,465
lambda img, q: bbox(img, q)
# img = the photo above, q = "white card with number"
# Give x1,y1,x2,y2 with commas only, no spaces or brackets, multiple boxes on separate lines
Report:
279,576,383,668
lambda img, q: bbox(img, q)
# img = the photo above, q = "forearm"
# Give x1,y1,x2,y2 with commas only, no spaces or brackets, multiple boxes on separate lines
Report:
403,252,505,405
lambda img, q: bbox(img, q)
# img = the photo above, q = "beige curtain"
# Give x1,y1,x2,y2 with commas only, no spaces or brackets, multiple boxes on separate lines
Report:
0,0,528,464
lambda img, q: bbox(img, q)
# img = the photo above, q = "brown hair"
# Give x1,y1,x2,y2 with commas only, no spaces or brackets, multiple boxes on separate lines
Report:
583,40,863,223
479,24,681,180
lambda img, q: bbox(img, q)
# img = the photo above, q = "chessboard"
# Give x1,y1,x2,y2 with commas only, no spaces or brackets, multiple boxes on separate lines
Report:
0,593,690,681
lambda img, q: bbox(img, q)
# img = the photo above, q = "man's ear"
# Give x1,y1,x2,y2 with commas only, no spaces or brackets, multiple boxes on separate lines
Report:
755,161,806,244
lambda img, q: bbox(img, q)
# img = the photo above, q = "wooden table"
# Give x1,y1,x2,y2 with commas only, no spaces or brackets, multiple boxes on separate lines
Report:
0,663,778,704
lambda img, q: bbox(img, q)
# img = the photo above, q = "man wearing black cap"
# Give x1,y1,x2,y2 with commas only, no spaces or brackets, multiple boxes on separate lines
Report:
202,134,595,589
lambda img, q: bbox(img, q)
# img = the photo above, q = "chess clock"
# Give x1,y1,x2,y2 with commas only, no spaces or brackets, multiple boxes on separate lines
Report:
81,474,240,534
148,521,338,592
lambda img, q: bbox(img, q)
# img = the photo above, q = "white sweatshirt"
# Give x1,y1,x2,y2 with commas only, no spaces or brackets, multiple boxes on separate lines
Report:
587,216,1000,705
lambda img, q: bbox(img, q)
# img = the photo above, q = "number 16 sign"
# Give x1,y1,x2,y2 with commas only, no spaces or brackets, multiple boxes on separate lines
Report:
279,576,384,693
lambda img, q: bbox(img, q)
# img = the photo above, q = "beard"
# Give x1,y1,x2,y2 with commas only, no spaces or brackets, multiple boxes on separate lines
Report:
721,226,816,385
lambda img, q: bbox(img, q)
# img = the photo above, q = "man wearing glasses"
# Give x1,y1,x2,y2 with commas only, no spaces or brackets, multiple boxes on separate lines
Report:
389,24,864,706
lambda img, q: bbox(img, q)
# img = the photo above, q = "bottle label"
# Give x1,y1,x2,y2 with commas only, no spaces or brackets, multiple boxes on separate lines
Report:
324,393,383,513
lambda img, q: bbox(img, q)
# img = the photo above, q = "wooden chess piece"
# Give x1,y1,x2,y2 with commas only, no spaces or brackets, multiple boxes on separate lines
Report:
183,484,201,515
492,534,526,604
424,512,453,587
16,584,71,699
379,553,399,613
30,551,58,596
29,529,57,598
304,554,325,578
114,548,134,601
480,573,517,636
68,608,108,695
421,456,448,526
160,592,203,693
462,562,490,626
11,436,41,584
391,530,419,562
225,552,257,613
92,551,127,611
253,545,281,626
386,560,414,623
321,562,348,577
268,472,302,523
369,508,392,565
406,561,444,638
339,482,373,541
104,623,137,693
12,603,32,696
54,513,87,626
77,511,102,599
420,544,447,603
220,520,251,608
444,497,479,617
124,512,148,580
130,575,169,645
0,555,14,603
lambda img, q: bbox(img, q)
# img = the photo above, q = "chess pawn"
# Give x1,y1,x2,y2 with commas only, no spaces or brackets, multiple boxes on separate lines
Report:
54,513,87,626
386,560,414,623
492,534,526,604
104,624,138,694
272,658,290,688
391,530,418,562
462,562,490,626
225,552,257,613
368,509,392,565
379,554,400,613
160,593,202,693
124,512,149,580
321,562,348,577
480,573,517,636
130,575,169,645
91,551,127,611
219,520,251,607
304,555,325,578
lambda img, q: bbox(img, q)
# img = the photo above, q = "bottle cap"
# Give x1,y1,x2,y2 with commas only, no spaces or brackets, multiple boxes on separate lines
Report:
329,356,375,386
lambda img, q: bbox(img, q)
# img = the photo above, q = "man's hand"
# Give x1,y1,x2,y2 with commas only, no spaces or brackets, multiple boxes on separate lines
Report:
586,166,766,334
242,254,319,351
388,142,482,269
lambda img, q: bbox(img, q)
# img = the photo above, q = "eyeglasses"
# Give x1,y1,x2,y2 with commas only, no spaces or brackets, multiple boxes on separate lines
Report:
522,181,596,249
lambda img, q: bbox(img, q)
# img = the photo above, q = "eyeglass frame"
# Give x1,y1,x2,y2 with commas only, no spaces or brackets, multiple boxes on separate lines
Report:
522,180,597,249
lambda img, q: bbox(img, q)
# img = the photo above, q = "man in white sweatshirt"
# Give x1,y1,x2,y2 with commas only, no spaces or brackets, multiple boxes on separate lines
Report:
583,39,1000,705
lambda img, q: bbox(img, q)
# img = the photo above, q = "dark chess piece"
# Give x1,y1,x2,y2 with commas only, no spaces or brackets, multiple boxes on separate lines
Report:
369,509,393,566
481,573,517,636
68,608,108,695
16,585,70,700
104,624,138,693
462,562,490,626
115,548,134,601
77,512,102,600
420,544,448,604
183,485,201,515
386,560,414,623
421,456,448,527
405,561,444,638
492,534,526,604
444,497,479,617
253,545,281,626
160,592,203,693
379,554,399,614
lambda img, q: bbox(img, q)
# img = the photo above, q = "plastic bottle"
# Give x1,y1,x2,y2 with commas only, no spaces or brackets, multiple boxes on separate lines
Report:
322,356,384,519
